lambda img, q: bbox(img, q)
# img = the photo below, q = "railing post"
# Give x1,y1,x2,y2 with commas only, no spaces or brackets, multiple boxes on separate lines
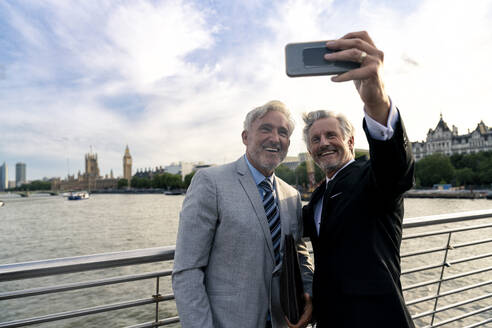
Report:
154,276,161,324
430,232,453,326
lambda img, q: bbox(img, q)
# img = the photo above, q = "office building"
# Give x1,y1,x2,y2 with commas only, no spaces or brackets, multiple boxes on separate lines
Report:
16,162,26,187
0,162,7,191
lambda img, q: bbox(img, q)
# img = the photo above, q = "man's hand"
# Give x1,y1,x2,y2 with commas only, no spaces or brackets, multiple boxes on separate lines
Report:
324,30,390,125
285,293,313,328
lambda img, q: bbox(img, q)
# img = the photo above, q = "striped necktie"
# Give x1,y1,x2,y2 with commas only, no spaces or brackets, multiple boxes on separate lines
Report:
260,179,282,265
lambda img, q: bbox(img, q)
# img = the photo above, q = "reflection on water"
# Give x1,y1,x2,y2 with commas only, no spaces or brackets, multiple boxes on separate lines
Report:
0,194,491,327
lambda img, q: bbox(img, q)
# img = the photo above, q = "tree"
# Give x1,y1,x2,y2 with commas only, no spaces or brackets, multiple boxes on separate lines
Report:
294,161,325,189
117,179,129,189
275,164,296,185
152,174,163,188
477,157,492,185
355,149,369,159
131,176,151,188
450,151,492,186
184,172,196,188
165,173,183,189
11,180,51,191
415,154,455,187
295,162,308,187
455,168,474,186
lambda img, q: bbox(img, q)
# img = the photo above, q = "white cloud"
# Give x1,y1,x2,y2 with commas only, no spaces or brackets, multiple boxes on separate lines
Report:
380,0,492,141
0,0,219,178
102,1,214,87
1,0,492,180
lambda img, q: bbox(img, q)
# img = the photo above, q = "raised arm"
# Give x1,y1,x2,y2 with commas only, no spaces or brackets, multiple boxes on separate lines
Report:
324,30,391,125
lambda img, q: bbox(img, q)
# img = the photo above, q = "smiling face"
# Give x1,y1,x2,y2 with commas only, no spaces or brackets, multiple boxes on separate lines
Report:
242,110,290,177
307,117,354,178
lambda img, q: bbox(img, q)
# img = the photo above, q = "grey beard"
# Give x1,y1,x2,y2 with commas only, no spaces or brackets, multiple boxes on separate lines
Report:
320,161,343,176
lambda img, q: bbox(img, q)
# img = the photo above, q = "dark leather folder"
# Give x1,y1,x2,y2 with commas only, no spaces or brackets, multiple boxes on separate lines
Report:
280,234,305,324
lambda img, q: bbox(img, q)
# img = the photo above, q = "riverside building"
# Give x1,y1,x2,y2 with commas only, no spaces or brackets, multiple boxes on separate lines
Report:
412,115,492,161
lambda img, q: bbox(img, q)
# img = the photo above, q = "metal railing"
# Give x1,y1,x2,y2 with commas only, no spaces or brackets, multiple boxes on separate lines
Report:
0,209,491,327
401,209,492,327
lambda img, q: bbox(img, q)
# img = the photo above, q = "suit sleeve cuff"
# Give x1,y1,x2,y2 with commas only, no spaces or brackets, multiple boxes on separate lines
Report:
364,97,399,141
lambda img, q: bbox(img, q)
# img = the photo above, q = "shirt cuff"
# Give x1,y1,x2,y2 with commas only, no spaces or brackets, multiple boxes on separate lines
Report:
364,97,399,141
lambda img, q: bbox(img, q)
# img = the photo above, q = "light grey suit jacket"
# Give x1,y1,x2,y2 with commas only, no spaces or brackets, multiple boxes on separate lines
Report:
172,156,313,328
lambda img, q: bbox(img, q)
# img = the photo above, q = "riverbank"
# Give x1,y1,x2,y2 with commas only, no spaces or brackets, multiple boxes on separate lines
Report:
298,189,492,201
0,189,186,198
404,189,491,199
90,188,186,195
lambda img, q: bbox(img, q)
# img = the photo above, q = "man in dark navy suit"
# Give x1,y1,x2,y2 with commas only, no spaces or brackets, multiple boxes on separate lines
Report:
302,31,415,327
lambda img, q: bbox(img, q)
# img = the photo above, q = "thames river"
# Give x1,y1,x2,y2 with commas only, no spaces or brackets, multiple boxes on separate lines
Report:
0,194,491,327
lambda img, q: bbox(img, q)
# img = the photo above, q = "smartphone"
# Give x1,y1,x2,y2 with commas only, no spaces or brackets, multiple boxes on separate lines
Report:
285,41,360,77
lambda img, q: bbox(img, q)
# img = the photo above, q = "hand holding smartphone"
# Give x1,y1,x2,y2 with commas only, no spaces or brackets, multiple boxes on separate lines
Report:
285,41,360,77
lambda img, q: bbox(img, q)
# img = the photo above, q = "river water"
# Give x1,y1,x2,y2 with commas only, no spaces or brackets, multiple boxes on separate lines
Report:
0,194,491,327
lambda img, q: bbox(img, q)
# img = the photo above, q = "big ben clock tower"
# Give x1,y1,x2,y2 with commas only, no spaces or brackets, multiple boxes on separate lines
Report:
123,145,132,187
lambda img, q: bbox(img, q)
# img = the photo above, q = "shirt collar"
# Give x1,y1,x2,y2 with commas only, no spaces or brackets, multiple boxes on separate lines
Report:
244,154,275,186
325,159,355,185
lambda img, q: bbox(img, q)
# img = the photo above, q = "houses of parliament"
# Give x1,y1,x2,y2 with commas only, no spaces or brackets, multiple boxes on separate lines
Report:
51,146,132,191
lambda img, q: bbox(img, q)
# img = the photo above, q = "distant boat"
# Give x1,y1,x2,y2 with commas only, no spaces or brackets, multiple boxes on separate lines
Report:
164,191,182,195
68,192,90,200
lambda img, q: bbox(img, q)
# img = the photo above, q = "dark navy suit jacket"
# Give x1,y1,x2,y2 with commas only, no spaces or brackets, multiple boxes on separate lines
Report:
303,115,416,327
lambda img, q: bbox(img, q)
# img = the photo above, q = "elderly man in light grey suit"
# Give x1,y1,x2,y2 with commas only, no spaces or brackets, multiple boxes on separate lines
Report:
172,100,314,328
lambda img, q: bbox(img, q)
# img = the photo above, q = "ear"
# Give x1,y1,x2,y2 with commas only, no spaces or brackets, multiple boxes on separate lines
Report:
348,136,355,152
241,130,248,146
307,142,313,157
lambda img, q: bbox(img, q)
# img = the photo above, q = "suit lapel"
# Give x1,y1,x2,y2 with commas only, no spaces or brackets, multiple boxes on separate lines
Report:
236,157,276,264
310,180,327,204
275,179,289,249
319,159,365,240
319,168,347,238
304,181,326,241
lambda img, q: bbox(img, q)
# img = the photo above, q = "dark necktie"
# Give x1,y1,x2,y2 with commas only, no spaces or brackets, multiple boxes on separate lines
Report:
319,179,335,234
260,179,282,265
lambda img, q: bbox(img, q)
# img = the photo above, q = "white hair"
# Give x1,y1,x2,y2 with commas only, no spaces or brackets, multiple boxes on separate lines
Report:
302,110,355,154
243,100,295,136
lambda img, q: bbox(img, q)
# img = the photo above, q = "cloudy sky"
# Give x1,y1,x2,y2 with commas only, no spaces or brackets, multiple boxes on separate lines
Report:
1,0,491,180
